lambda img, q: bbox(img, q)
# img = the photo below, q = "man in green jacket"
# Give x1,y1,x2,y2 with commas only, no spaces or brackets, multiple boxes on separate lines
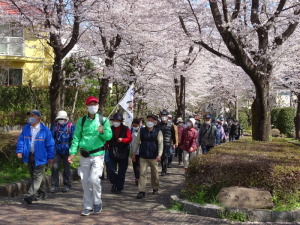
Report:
68,96,112,216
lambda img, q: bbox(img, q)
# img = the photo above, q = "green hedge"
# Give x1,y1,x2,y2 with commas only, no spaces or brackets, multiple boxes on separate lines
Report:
276,107,296,137
271,108,281,127
0,86,99,126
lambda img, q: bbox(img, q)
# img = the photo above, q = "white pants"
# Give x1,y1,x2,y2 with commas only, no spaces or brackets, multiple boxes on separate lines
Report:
78,155,104,210
183,151,196,169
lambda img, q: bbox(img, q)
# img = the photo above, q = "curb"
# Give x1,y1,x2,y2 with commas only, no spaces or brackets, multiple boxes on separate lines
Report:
0,169,80,197
170,195,300,222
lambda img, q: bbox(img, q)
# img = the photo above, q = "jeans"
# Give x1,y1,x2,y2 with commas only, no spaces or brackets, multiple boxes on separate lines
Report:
78,155,104,210
108,158,128,191
51,153,71,188
201,145,213,154
168,146,174,165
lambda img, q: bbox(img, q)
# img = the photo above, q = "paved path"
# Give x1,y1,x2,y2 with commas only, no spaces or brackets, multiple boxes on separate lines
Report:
0,163,299,225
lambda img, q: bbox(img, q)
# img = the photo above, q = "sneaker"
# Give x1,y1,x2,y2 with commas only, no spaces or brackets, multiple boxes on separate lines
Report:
34,192,46,201
111,184,116,193
160,171,166,176
81,209,93,216
152,189,159,195
62,186,70,193
135,179,139,186
178,162,182,166
50,186,58,193
24,196,33,204
167,164,172,168
136,192,145,199
94,204,102,213
115,189,122,194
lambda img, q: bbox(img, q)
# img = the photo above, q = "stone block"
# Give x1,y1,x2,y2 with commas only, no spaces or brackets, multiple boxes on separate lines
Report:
292,210,300,222
216,186,273,209
248,210,272,222
272,211,294,222
199,204,223,218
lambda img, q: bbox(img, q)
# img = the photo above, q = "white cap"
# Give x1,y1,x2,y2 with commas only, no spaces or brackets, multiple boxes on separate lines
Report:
177,117,183,123
56,110,69,120
168,114,173,118
189,118,196,127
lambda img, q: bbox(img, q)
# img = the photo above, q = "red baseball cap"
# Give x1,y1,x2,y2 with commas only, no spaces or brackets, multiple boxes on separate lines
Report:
85,96,99,105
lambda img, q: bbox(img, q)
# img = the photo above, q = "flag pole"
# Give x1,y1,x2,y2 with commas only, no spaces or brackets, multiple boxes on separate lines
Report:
107,104,119,119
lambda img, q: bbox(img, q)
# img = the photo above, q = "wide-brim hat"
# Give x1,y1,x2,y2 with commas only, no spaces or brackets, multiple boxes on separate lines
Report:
110,113,124,121
55,110,69,120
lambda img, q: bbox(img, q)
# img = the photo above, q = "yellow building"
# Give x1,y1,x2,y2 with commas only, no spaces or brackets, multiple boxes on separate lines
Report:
0,23,54,86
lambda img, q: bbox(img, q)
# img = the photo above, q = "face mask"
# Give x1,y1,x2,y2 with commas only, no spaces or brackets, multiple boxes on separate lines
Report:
58,119,66,125
146,121,154,128
187,122,192,127
178,123,183,127
133,127,139,131
194,124,198,128
161,116,167,121
87,105,99,114
113,122,121,127
28,117,37,124
205,121,211,125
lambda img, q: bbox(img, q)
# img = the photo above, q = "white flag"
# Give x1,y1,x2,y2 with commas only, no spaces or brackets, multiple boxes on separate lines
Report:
118,84,134,127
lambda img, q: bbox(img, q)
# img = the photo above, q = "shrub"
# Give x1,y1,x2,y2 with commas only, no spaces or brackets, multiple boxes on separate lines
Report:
238,111,250,130
271,108,281,128
276,107,296,137
184,138,300,210
271,128,281,137
0,86,99,126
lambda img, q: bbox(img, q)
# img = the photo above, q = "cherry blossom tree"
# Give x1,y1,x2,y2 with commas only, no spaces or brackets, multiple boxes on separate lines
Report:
2,0,96,124
177,0,300,141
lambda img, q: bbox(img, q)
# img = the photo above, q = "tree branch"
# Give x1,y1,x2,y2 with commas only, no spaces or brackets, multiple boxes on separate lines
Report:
231,0,241,20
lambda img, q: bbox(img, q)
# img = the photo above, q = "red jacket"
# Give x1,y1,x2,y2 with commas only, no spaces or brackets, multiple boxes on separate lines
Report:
177,125,184,144
106,125,132,149
181,127,198,152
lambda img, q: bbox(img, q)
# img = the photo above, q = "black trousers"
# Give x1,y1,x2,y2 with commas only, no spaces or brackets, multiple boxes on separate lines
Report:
132,155,140,180
108,158,128,191
51,153,71,188
161,145,170,173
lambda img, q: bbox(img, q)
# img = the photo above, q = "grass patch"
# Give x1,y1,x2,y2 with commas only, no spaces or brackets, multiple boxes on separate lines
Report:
184,137,300,211
220,210,249,222
169,201,184,211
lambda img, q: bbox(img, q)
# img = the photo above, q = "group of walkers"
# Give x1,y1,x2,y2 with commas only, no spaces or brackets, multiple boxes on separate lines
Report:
15,95,243,216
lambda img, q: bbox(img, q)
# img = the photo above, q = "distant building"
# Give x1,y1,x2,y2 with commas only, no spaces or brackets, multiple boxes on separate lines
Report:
0,3,54,86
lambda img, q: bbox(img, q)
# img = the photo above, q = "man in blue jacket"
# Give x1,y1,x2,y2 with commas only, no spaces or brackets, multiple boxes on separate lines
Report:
16,110,55,204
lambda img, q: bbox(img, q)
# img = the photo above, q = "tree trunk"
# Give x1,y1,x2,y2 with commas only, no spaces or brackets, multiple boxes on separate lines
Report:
175,75,185,119
235,96,239,121
98,77,110,115
49,56,63,125
295,93,300,140
251,76,271,141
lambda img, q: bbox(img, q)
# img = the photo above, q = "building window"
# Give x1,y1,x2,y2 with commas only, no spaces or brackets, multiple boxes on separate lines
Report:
0,23,24,56
0,68,22,86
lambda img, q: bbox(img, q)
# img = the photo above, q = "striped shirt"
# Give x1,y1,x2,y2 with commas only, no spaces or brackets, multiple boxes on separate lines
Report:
30,123,41,153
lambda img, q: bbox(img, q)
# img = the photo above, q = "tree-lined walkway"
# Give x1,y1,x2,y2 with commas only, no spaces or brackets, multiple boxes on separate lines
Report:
0,164,299,225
